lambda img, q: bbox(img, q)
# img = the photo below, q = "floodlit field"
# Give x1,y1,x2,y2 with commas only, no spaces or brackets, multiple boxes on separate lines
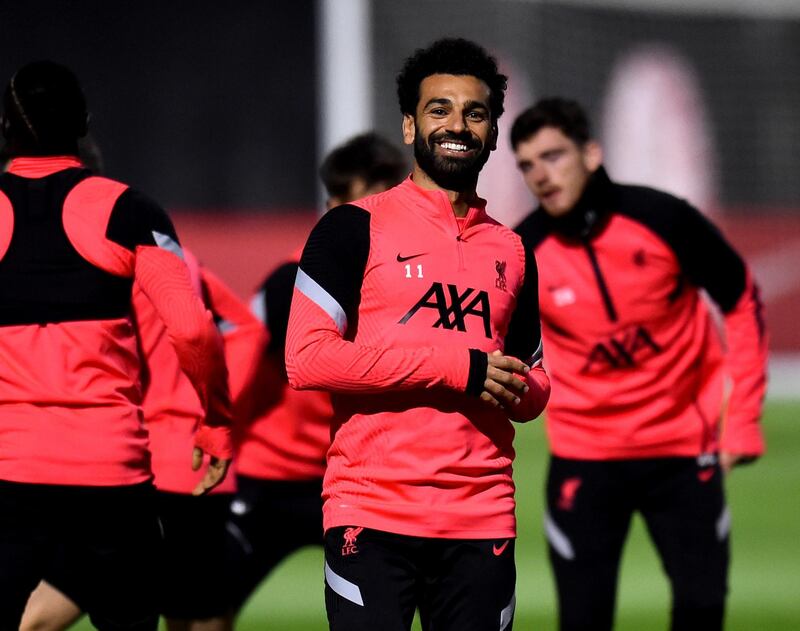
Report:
72,401,800,630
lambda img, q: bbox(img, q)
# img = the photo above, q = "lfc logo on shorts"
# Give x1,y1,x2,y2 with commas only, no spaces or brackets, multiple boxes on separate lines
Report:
558,477,583,511
342,526,365,556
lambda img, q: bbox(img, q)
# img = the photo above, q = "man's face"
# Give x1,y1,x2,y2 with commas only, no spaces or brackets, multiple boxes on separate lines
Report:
402,73,496,191
514,126,602,217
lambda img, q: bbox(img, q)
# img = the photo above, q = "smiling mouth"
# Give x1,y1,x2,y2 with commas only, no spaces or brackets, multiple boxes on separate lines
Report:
436,140,476,155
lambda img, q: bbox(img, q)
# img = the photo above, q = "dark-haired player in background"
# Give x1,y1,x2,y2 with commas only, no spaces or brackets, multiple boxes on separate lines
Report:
222,132,407,623
285,38,550,630
511,97,767,631
0,61,232,630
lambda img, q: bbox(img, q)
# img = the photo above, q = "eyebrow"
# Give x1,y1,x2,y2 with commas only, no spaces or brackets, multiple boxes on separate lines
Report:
421,98,490,112
422,97,452,110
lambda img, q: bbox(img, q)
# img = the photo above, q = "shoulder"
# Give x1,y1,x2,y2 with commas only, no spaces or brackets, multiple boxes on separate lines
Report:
613,182,698,233
514,209,551,250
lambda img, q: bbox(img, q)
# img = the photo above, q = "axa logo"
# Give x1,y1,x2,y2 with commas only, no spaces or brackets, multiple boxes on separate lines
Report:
399,282,492,338
581,325,662,374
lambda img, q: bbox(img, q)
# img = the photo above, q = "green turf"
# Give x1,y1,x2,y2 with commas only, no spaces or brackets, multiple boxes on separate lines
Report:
71,401,800,630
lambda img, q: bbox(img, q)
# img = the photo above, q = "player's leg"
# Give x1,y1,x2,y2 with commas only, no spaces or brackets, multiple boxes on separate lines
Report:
324,526,418,631
0,481,52,630
545,456,633,631
224,476,324,615
154,492,235,631
73,482,162,631
418,538,516,631
640,457,728,631
19,581,83,631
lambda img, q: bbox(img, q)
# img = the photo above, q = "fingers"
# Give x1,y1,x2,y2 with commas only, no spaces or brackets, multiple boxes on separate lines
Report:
478,351,532,412
191,455,232,496
487,365,529,396
191,447,203,471
719,451,759,475
487,352,530,376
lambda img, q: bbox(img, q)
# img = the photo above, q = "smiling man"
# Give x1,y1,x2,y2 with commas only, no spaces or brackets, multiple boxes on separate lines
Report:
285,38,550,631
512,98,768,631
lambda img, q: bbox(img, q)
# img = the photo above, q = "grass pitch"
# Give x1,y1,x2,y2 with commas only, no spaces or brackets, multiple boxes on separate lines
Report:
72,401,800,629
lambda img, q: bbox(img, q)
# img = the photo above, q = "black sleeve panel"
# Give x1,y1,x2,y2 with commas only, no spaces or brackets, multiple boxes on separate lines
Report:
298,204,371,332
504,243,543,364
261,261,299,353
616,187,747,313
513,209,552,250
106,188,180,252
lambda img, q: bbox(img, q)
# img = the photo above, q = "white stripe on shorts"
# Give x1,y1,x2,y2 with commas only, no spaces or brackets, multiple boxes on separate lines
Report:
325,561,364,606
500,591,516,630
544,510,576,560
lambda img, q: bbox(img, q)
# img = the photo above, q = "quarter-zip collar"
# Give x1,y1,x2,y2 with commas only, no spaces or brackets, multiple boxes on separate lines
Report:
398,176,488,237
6,155,84,178
540,166,616,241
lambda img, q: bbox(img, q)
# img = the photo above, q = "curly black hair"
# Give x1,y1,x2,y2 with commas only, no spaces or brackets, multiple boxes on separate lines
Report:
396,38,507,125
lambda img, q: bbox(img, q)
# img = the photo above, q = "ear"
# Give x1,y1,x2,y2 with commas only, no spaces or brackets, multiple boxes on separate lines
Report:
489,123,498,151
583,140,603,171
402,114,415,146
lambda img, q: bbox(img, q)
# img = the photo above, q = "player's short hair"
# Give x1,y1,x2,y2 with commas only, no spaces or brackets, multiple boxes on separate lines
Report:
1,60,88,156
319,132,407,200
396,38,507,125
510,97,591,150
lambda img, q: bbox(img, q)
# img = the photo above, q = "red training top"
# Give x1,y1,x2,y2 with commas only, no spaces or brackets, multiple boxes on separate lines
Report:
515,167,767,460
0,157,231,486
233,252,332,481
286,177,550,539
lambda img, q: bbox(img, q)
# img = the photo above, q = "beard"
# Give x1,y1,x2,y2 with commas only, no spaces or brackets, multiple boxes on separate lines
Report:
413,128,492,192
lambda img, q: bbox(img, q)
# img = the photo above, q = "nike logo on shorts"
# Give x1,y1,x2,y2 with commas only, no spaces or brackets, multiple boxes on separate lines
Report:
493,540,510,556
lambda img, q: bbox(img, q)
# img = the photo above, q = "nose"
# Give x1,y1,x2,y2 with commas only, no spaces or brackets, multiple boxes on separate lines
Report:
446,111,467,135
532,163,549,187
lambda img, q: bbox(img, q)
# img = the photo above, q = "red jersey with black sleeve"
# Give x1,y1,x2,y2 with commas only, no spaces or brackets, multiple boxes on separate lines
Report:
514,167,767,460
233,254,332,481
0,156,231,486
285,177,550,539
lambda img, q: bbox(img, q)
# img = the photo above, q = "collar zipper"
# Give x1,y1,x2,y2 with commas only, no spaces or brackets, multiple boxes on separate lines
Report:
583,241,618,322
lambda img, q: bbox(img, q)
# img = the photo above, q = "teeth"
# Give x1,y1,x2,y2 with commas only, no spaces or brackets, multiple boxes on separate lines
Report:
440,142,468,151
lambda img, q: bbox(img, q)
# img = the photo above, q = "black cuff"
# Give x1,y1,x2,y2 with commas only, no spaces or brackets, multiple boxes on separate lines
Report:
465,348,488,396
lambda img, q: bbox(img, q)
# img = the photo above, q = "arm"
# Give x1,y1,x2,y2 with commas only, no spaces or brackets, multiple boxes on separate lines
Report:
503,243,551,422
200,266,269,402
664,201,768,466
285,205,481,395
106,190,233,471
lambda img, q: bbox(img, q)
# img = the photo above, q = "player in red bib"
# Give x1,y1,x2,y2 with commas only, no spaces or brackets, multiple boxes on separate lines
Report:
286,39,550,631
0,61,232,631
511,98,767,631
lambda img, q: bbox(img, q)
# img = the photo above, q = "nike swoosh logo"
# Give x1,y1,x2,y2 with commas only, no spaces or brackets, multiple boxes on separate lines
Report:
697,469,715,483
396,252,426,262
493,540,510,556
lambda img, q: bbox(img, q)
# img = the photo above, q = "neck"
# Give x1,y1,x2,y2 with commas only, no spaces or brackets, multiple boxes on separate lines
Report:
411,164,478,218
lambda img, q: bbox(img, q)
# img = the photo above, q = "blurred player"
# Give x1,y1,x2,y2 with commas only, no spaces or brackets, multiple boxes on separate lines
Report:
21,254,260,631
285,38,550,630
511,98,767,631
0,61,232,630
223,132,407,620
